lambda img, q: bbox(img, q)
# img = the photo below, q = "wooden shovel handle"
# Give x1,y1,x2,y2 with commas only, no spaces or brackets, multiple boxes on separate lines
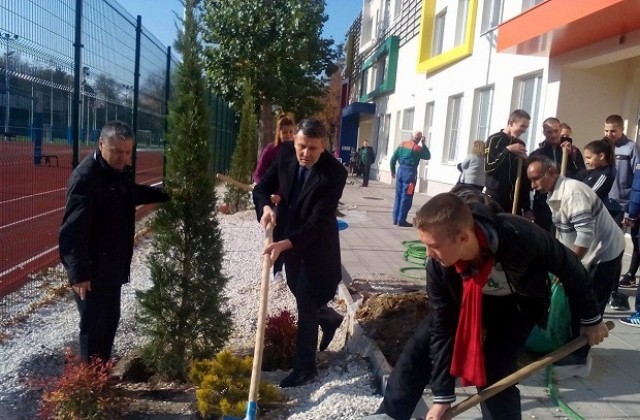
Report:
511,158,523,215
216,173,254,192
560,146,569,177
445,320,615,418
247,223,274,403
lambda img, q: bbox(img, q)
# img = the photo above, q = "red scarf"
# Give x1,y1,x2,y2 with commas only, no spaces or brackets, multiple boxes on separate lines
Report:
451,226,494,387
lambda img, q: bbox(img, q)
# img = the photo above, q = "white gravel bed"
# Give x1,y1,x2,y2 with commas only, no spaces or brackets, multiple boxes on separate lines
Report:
0,210,382,419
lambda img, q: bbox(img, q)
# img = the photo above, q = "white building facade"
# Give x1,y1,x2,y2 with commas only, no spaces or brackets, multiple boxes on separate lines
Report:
338,0,640,196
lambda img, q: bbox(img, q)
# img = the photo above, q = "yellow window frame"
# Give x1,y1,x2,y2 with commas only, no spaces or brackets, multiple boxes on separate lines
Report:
417,0,479,74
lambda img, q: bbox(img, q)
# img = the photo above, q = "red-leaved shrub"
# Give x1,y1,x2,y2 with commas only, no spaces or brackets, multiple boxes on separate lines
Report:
262,309,297,371
38,348,124,419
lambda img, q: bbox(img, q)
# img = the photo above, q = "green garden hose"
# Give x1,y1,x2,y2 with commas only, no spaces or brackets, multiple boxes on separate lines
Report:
400,240,427,279
546,365,585,420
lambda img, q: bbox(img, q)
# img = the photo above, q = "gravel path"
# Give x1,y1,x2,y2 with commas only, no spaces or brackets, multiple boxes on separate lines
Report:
0,210,382,419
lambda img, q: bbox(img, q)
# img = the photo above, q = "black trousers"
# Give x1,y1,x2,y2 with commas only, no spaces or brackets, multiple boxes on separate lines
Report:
362,164,372,186
568,253,622,360
380,295,536,420
74,283,122,363
285,260,341,370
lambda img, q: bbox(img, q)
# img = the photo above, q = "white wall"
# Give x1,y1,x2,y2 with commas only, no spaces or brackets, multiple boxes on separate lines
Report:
359,0,640,194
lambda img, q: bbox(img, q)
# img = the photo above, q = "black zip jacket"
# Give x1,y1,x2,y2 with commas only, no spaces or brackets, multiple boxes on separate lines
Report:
425,204,601,403
484,130,530,212
59,151,170,286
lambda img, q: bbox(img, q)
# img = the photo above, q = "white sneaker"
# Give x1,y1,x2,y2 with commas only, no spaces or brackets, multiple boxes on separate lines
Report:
273,271,285,283
552,354,592,380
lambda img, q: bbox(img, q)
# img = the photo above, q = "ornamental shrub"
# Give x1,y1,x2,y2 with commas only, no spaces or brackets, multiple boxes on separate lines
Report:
38,348,124,419
189,350,281,418
262,309,297,371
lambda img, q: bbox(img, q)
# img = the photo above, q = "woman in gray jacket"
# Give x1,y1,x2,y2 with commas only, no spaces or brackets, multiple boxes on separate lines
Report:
457,140,485,191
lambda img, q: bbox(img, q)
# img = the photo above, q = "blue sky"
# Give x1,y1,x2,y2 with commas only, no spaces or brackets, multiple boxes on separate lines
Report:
120,0,362,50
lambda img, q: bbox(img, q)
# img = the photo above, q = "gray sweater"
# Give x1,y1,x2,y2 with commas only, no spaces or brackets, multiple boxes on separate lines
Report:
460,154,485,187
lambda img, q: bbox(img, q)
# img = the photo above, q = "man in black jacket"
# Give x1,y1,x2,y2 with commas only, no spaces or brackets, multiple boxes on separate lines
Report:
529,117,585,232
253,118,348,387
484,109,533,218
59,121,169,362
375,191,608,420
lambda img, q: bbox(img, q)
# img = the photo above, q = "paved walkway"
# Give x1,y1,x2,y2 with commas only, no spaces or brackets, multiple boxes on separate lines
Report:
337,176,640,419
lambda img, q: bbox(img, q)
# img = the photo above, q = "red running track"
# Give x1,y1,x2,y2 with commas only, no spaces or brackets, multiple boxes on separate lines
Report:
0,142,164,298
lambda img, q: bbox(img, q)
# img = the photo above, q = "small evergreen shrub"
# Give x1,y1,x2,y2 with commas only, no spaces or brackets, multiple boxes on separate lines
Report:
189,350,281,419
262,309,297,371
38,348,124,419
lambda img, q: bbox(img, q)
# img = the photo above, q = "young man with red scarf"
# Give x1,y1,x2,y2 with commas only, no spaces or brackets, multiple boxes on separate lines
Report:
373,189,608,420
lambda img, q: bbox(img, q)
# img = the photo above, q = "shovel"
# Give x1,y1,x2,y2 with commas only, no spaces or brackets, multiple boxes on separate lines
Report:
511,158,523,215
445,320,615,418
224,223,274,420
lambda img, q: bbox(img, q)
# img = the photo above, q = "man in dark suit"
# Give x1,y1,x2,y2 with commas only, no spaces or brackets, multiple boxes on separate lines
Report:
253,118,348,387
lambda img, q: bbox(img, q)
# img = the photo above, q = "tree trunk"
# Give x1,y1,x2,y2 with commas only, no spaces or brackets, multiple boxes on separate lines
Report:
260,100,274,149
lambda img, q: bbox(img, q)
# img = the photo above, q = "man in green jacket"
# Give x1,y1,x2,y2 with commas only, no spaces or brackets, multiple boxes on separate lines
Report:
390,131,430,226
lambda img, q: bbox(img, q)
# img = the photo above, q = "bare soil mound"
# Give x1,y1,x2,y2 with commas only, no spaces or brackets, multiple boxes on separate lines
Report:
354,291,428,366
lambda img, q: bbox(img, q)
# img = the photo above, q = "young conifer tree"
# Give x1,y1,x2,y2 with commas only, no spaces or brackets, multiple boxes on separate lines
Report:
136,0,232,380
223,81,257,212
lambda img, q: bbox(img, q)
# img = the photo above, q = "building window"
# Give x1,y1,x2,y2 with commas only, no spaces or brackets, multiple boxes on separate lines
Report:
455,0,470,46
515,73,542,150
473,86,493,142
394,110,402,148
379,113,392,158
522,0,544,11
432,9,446,56
481,0,503,32
401,107,415,141
359,36,399,102
423,102,435,166
443,95,463,163
394,0,402,19
418,0,478,73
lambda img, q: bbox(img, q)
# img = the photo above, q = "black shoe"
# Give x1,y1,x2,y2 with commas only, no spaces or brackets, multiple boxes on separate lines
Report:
398,221,413,227
319,314,344,351
610,292,631,311
619,273,637,289
279,368,318,387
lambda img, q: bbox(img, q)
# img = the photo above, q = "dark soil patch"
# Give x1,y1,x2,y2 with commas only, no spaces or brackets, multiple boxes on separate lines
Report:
355,291,429,366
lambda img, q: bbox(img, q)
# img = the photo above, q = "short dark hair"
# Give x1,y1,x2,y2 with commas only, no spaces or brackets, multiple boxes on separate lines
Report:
100,121,134,143
605,114,624,128
508,109,531,124
542,117,560,127
414,193,474,238
296,118,326,139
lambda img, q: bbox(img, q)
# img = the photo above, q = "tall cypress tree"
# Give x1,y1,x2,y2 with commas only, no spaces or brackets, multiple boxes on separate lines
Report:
136,0,232,380
224,81,257,212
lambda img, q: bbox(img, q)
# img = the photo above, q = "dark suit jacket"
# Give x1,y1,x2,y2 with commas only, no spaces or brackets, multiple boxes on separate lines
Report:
253,141,348,306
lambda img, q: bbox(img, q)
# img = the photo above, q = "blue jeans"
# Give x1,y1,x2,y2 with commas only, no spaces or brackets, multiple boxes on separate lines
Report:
392,165,417,225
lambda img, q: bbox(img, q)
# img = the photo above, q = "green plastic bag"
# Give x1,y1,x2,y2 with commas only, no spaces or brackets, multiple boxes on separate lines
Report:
524,281,572,354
